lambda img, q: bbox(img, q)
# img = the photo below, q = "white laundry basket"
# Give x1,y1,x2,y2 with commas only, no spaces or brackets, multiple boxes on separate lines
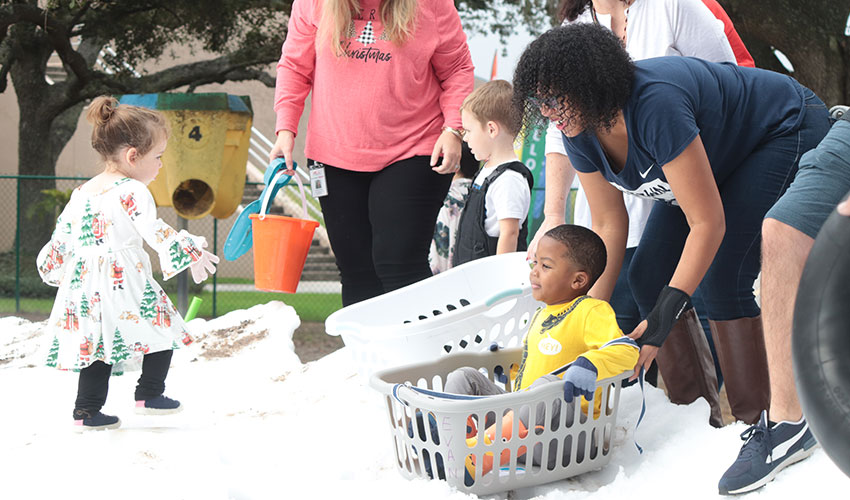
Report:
325,252,543,380
370,348,630,496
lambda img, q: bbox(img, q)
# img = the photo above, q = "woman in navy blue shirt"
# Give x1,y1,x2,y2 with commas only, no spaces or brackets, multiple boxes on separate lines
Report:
511,23,831,431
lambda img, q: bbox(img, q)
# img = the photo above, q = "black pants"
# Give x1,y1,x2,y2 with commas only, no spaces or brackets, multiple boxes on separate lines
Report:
74,350,173,416
314,156,452,306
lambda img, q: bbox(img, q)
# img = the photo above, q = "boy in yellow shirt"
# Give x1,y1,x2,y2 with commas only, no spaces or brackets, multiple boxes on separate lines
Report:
443,224,639,478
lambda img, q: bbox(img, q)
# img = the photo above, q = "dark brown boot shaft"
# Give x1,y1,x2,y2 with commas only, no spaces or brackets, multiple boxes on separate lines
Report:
709,316,771,425
655,308,724,427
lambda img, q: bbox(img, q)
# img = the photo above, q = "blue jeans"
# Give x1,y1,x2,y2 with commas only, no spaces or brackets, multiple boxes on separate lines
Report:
629,89,830,321
609,246,640,335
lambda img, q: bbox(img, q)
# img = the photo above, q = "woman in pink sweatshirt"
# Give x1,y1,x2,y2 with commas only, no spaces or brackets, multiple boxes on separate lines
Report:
271,0,474,306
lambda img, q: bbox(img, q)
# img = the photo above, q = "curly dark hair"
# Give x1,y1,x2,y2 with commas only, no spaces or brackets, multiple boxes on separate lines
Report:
544,224,607,288
511,23,634,137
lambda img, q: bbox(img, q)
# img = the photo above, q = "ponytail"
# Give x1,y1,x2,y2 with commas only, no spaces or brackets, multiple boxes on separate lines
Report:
87,95,168,161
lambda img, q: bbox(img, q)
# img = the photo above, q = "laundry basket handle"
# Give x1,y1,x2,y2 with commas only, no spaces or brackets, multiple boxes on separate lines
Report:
485,288,524,307
391,383,491,407
325,321,358,337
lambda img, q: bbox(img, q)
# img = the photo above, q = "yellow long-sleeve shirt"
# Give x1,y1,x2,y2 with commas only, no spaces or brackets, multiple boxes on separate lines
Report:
514,296,639,413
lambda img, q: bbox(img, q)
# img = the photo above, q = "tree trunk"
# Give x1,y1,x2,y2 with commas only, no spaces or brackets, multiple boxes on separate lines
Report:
16,109,61,256
10,23,63,255
720,0,850,106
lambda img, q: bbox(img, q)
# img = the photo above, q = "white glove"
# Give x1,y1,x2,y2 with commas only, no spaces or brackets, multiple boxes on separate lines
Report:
190,249,219,284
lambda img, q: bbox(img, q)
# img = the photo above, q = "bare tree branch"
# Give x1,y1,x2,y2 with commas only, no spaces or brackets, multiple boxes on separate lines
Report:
69,0,95,28
0,3,93,86
68,47,276,103
122,49,275,92
76,36,104,68
187,66,275,92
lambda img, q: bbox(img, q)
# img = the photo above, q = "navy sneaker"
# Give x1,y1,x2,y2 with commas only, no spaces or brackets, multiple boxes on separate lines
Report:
718,410,818,495
135,395,183,415
73,409,121,431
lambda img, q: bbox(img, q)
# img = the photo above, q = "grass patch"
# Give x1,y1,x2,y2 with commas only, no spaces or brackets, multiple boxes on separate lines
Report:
213,277,254,285
1,291,342,323
196,291,341,323
0,296,54,315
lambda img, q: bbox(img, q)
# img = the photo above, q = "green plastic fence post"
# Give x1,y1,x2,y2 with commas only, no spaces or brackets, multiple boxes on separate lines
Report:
185,296,203,322
15,176,21,313
213,218,218,318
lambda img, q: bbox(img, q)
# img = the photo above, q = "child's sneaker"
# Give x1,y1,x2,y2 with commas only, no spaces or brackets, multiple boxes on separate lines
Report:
718,410,818,495
135,395,183,415
73,409,121,431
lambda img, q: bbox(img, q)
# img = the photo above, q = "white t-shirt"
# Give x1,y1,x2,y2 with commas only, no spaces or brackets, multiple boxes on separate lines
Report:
473,161,531,238
544,0,737,248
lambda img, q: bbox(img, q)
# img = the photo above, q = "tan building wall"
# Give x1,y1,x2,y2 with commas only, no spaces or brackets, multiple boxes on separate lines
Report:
0,49,312,279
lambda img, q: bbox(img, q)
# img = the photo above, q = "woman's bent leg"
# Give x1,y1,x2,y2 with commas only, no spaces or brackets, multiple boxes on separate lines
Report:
630,204,721,426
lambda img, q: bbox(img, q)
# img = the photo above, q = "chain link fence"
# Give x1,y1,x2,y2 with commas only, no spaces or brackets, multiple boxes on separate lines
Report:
0,175,342,323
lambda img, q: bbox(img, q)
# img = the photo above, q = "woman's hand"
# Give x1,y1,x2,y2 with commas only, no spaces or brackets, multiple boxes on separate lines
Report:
527,215,566,259
430,129,462,174
269,130,296,170
627,320,658,381
627,285,692,381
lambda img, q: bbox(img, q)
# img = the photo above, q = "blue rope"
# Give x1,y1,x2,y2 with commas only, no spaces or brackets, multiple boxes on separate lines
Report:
634,367,646,454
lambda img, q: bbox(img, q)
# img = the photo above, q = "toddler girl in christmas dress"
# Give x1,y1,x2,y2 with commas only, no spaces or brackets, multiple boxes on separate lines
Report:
37,96,219,431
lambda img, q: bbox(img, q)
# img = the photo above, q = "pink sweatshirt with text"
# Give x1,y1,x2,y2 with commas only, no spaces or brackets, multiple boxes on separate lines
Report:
274,0,474,172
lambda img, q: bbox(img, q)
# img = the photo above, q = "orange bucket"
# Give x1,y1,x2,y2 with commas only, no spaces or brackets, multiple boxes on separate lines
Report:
250,214,320,293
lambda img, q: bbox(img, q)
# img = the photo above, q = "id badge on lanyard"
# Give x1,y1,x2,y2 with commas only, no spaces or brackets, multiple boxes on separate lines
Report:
310,162,328,197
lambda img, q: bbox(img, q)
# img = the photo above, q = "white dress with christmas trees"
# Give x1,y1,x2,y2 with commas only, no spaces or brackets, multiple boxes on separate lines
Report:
37,177,202,374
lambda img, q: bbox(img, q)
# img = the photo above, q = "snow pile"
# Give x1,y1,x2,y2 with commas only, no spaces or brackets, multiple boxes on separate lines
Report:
0,315,51,369
0,301,847,500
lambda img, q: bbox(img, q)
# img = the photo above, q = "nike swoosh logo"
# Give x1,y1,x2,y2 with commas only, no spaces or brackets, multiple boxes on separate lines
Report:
767,424,809,464
639,164,655,179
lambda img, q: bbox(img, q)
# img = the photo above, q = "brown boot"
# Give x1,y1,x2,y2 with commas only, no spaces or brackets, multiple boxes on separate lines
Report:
655,308,724,427
709,316,770,425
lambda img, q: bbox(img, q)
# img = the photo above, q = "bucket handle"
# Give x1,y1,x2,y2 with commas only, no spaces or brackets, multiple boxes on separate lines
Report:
259,167,311,221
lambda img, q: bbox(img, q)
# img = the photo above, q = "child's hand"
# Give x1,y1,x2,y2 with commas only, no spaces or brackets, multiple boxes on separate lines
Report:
562,357,598,402
190,250,219,284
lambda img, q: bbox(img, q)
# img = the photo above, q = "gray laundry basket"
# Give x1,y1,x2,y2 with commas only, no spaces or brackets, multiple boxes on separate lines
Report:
370,348,631,495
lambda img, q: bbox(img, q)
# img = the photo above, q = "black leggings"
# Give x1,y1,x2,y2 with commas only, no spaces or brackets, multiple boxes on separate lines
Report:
314,156,452,306
74,350,173,416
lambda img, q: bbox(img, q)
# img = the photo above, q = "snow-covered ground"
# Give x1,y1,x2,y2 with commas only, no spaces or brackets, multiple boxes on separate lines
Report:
1,301,847,500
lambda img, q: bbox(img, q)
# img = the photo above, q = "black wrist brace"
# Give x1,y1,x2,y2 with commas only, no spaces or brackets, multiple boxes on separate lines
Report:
641,286,692,347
